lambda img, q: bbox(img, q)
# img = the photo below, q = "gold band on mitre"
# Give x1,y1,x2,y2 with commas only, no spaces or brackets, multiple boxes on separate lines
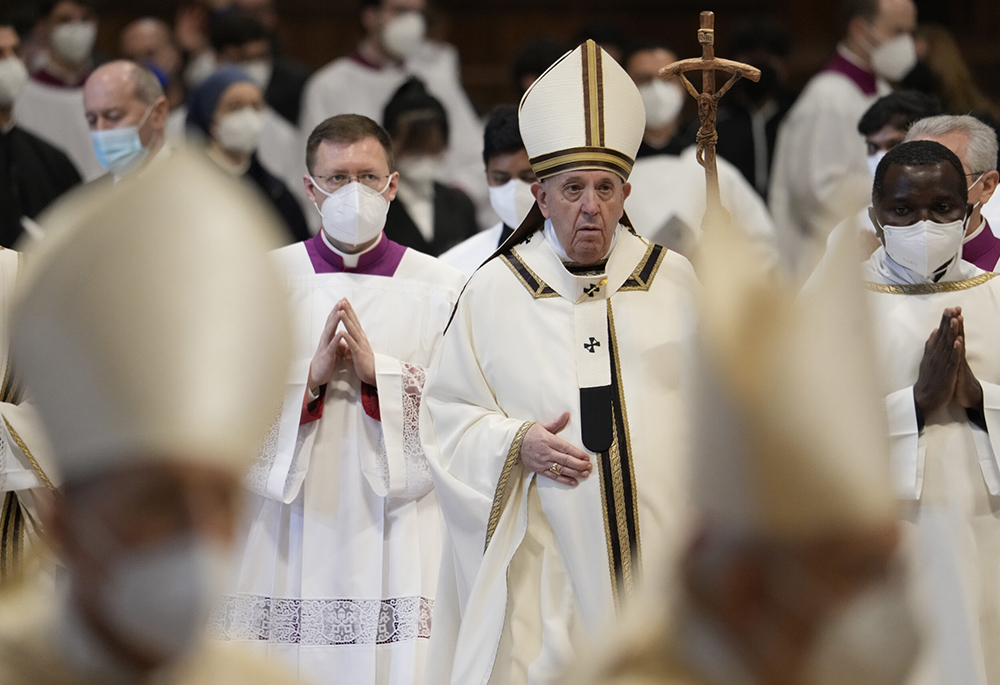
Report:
530,147,635,182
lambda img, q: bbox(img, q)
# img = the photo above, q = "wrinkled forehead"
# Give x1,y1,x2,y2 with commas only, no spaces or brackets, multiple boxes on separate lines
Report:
314,136,391,173
543,168,626,188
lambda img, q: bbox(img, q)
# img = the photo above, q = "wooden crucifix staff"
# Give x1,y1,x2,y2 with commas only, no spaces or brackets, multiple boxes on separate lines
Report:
659,11,761,226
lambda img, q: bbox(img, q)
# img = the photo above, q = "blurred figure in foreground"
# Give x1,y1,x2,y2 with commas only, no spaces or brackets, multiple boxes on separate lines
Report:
0,150,303,684
572,209,921,685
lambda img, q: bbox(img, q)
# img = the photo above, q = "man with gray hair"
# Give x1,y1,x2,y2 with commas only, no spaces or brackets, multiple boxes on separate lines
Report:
83,60,169,183
905,114,1000,270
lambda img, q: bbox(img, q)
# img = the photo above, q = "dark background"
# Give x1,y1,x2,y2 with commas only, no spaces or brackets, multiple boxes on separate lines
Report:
92,0,1000,115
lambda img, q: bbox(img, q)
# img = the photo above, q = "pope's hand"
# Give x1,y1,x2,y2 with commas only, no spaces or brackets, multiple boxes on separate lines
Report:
519,412,593,487
914,307,962,417
332,298,376,386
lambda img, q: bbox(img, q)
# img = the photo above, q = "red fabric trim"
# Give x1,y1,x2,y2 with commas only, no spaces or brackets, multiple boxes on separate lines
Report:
300,385,327,425
362,382,381,421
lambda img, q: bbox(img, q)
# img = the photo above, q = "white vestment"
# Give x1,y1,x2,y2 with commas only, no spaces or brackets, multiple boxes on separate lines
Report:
210,235,464,685
438,222,506,278
423,226,697,684
624,147,778,265
299,45,487,216
865,252,1000,685
769,50,890,280
13,80,103,181
0,248,57,584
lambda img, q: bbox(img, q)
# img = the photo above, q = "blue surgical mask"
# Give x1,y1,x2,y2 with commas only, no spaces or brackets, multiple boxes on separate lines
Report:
91,104,154,177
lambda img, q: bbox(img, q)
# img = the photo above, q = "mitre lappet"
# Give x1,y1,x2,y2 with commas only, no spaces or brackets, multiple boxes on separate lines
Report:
11,150,292,483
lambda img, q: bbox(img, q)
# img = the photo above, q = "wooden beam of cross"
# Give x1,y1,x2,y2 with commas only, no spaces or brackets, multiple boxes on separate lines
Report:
659,11,761,226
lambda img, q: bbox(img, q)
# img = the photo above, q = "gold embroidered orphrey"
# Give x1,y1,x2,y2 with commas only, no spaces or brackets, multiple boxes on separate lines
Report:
659,11,761,227
865,272,1000,295
490,244,664,612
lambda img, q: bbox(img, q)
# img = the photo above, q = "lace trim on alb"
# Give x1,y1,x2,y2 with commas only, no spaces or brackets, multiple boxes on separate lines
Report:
246,402,283,495
208,594,433,645
400,363,432,499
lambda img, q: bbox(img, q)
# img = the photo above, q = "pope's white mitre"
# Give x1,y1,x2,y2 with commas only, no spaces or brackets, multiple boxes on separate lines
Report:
519,39,646,181
691,217,894,539
11,149,292,483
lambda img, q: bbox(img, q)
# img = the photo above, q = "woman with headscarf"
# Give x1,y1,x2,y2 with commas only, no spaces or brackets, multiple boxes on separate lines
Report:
187,66,310,244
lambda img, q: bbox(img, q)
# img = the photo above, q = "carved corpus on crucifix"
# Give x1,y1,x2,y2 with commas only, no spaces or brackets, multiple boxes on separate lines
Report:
659,11,761,227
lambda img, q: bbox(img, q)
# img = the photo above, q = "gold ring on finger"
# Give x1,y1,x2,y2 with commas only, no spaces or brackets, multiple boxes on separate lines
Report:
549,462,561,475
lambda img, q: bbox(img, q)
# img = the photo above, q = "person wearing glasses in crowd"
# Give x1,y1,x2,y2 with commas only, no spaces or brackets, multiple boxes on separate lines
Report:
210,113,464,685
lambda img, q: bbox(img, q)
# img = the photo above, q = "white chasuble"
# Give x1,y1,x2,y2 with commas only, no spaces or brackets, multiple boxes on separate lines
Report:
210,236,464,685
423,227,697,685
866,264,1000,685
0,248,57,586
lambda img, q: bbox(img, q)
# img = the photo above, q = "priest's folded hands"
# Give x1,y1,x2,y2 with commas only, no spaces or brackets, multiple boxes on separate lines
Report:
914,306,984,422
308,297,376,389
518,411,594,486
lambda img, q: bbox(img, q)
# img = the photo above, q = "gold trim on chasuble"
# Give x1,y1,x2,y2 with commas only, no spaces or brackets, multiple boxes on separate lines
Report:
485,421,535,551
3,418,55,492
0,491,24,585
496,245,661,613
864,272,999,295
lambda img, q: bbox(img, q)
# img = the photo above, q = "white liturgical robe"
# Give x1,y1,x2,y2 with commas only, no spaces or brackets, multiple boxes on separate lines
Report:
13,80,103,181
769,47,890,281
210,234,464,685
865,252,1000,685
0,248,56,585
423,226,697,684
624,147,778,265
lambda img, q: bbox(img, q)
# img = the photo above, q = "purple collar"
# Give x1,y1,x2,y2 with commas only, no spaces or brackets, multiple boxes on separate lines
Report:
963,220,1000,272
823,48,878,96
304,233,406,277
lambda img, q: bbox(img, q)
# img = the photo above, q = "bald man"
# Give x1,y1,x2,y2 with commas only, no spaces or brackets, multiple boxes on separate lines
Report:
119,18,184,109
83,60,169,183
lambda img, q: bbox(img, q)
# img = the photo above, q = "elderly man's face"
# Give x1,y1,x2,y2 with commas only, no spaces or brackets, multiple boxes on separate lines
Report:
871,162,968,243
84,65,164,148
533,169,631,264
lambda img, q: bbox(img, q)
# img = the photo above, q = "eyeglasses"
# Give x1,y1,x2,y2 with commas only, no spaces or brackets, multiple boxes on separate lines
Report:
312,173,392,193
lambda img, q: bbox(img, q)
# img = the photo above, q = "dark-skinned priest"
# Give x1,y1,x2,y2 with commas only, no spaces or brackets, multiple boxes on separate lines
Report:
864,140,1000,683
422,40,699,685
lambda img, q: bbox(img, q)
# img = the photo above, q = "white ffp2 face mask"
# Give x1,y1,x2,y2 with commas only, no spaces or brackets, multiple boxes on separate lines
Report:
488,178,536,229
50,21,97,65
382,12,426,60
214,107,265,156
638,79,685,130
0,57,28,107
869,32,917,82
880,216,967,278
312,177,392,246
803,580,921,685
